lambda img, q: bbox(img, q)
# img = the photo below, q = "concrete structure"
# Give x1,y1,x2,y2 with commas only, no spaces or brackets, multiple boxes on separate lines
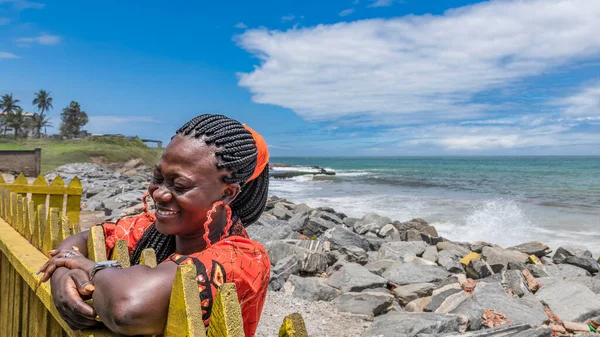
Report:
0,148,42,176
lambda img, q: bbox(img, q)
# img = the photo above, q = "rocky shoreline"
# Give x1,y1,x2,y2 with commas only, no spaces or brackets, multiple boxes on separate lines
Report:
46,163,600,337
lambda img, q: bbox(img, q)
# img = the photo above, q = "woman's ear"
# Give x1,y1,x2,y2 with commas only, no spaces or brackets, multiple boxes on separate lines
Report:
222,183,241,204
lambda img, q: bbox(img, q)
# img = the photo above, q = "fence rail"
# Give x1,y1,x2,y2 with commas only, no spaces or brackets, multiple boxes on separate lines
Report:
0,174,307,337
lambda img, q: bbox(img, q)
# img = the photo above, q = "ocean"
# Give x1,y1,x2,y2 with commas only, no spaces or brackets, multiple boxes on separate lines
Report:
268,156,600,257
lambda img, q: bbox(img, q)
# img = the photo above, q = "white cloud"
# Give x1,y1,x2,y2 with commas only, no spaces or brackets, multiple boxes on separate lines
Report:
87,116,161,134
0,52,19,59
368,0,399,7
281,15,295,22
0,17,10,25
0,0,44,10
237,0,600,125
234,22,247,29
339,8,355,17
556,82,600,118
17,33,61,45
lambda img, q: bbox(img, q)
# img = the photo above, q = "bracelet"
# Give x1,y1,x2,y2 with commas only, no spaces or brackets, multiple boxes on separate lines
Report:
90,260,123,282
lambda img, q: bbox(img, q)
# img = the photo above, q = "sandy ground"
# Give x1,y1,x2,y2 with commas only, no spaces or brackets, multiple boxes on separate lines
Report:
255,290,370,337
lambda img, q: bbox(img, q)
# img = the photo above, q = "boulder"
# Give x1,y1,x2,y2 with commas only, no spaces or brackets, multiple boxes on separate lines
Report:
292,203,312,215
363,312,467,337
392,283,436,306
383,262,450,285
437,323,550,337
284,275,339,301
424,284,464,312
269,202,293,220
508,241,552,257
365,259,395,276
379,223,401,240
332,292,395,317
314,211,344,226
553,245,599,273
321,226,372,252
102,191,143,211
438,249,465,274
450,282,548,330
269,255,300,291
245,218,293,248
288,213,308,231
267,241,328,274
503,270,530,297
343,217,359,227
437,242,471,257
526,263,591,278
535,280,600,322
434,291,470,314
299,216,335,237
481,246,529,273
466,259,494,280
405,296,432,312
354,213,392,235
337,245,368,264
378,241,429,261
325,263,387,292
394,218,438,236
470,241,492,253
422,246,439,263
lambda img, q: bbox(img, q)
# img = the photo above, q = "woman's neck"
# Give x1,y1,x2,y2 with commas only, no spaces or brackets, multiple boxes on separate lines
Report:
174,216,226,255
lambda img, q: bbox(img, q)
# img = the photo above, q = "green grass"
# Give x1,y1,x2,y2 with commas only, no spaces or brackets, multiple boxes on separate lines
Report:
0,137,163,174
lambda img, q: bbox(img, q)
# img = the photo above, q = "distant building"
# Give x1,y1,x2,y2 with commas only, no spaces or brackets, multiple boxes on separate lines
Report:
0,111,36,137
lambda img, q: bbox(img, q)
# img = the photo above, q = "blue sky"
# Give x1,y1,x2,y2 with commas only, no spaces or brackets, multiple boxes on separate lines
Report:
0,0,599,156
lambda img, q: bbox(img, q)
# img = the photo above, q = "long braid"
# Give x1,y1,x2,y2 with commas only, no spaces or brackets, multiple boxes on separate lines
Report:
129,114,269,265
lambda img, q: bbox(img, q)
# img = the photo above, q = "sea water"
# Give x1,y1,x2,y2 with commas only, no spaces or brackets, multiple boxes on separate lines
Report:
268,156,600,256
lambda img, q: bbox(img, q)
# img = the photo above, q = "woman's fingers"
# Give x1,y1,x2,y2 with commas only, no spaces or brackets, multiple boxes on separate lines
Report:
39,256,92,283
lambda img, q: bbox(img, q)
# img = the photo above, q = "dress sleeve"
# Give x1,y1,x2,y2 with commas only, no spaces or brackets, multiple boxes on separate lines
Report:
165,237,270,337
97,212,155,257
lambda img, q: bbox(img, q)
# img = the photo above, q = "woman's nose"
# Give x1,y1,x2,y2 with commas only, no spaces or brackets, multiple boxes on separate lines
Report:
152,185,173,203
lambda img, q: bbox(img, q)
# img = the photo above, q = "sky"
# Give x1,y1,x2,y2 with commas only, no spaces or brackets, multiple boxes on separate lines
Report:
0,0,599,156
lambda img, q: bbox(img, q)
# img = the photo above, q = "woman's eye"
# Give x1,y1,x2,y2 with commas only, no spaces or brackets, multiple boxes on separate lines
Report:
152,176,164,183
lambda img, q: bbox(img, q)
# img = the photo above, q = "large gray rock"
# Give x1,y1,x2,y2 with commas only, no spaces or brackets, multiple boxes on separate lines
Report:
321,226,372,251
365,259,395,276
314,211,344,226
363,312,467,337
422,246,439,263
267,241,328,274
288,212,308,231
394,218,438,236
535,280,600,322
354,213,392,235
102,191,143,210
392,283,435,306
437,249,465,274
326,263,387,292
269,202,293,220
552,245,599,273
503,270,530,297
526,263,591,278
284,275,339,301
332,292,395,317
246,218,293,248
481,246,529,273
424,284,464,312
292,203,312,215
378,241,429,261
508,241,552,258
383,262,450,285
436,323,550,337
436,242,471,257
466,259,494,280
337,245,368,264
450,282,547,330
269,255,300,291
299,216,335,237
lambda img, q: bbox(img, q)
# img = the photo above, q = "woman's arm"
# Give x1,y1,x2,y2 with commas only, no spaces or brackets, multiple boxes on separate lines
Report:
92,260,179,335
54,230,90,256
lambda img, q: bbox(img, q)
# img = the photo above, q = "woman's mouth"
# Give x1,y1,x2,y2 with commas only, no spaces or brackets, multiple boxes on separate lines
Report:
156,208,180,217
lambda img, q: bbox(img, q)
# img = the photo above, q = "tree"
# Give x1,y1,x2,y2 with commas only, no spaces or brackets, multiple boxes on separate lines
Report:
0,93,21,137
32,89,53,137
30,113,52,138
60,101,88,138
5,107,27,138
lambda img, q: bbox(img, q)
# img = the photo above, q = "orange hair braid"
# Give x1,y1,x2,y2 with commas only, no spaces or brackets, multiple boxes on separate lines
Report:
202,201,233,248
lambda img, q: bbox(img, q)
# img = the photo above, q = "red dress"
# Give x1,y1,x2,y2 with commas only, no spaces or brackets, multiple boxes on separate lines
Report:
99,212,270,337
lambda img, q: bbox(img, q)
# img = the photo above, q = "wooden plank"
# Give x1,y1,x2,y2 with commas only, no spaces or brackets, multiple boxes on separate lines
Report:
0,254,10,337
87,226,107,262
140,248,157,268
206,283,244,337
66,177,82,227
164,264,206,337
0,188,5,218
32,296,48,337
24,200,35,242
49,176,66,218
12,267,22,337
278,313,309,337
110,239,131,268
21,278,31,337
31,175,49,211
34,204,47,251
43,208,60,253
16,194,24,236
48,316,63,337
1,185,82,195
58,215,70,245
7,262,15,337
10,192,18,228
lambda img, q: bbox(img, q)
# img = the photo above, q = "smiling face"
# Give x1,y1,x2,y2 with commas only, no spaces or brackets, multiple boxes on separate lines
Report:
148,135,238,236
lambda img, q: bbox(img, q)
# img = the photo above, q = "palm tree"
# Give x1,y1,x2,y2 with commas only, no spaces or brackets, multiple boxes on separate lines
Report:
5,107,27,138
32,90,53,137
30,113,52,138
0,94,22,137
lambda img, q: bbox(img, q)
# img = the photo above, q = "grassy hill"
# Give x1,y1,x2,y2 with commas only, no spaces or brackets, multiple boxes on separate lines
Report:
0,137,163,174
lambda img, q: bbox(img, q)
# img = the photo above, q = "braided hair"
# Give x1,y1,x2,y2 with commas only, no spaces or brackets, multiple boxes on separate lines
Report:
129,114,269,265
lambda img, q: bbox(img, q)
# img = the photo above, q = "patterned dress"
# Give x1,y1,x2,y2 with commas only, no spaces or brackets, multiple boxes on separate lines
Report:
99,212,270,337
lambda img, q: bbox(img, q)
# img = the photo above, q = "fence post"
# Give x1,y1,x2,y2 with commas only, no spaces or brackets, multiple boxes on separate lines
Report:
206,283,245,337
164,264,206,337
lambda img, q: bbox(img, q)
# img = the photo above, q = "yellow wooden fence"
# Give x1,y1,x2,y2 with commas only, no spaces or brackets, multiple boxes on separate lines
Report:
0,174,308,337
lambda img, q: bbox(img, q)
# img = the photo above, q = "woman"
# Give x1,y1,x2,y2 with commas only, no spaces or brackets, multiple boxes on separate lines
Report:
38,114,271,336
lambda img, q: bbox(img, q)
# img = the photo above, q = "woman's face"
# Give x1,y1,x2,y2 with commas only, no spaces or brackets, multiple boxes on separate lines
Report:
148,135,238,236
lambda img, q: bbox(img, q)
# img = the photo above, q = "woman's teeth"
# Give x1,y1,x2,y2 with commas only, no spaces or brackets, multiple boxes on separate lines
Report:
157,209,179,216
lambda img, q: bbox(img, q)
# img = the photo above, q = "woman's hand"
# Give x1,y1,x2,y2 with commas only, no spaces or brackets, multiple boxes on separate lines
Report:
38,249,96,283
50,268,99,330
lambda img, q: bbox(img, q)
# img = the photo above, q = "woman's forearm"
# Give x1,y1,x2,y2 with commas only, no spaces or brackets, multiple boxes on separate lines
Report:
55,230,90,257
92,262,177,335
